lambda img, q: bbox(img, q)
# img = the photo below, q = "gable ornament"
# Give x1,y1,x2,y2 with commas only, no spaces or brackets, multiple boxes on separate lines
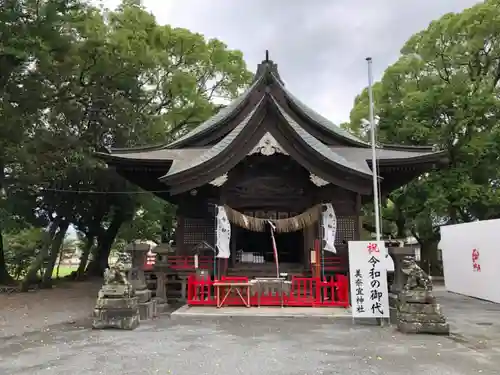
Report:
248,132,288,156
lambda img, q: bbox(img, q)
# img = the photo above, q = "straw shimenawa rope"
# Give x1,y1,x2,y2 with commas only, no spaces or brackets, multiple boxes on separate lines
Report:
223,204,322,233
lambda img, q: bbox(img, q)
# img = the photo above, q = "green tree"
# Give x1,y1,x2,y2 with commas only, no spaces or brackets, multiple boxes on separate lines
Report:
347,0,500,273
1,0,252,284
0,0,86,284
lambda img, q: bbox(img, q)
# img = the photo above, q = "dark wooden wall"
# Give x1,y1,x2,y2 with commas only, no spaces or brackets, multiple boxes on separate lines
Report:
174,155,363,256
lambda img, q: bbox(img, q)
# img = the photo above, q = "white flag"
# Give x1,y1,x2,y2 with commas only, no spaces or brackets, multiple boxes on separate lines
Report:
215,206,231,258
322,203,337,253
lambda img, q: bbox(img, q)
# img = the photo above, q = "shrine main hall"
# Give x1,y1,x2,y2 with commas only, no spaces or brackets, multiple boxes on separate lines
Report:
97,55,445,277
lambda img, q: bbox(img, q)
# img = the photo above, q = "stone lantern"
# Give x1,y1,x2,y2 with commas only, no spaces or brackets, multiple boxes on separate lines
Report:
124,240,157,319
152,243,175,309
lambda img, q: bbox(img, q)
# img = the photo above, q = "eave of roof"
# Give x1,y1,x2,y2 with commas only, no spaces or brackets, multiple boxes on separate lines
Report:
329,146,447,168
94,148,206,165
95,139,445,173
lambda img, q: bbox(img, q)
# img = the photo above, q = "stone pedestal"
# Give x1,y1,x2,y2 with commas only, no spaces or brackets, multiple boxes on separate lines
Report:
397,290,449,335
92,282,140,330
396,256,449,335
155,272,167,300
128,266,155,320
153,297,169,314
138,299,157,320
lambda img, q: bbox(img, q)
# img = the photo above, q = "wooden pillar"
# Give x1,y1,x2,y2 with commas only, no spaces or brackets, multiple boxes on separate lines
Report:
355,193,362,241
230,224,237,267
303,224,314,270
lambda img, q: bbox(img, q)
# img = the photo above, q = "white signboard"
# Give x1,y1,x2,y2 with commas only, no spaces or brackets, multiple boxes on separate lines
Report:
440,219,500,303
348,241,390,318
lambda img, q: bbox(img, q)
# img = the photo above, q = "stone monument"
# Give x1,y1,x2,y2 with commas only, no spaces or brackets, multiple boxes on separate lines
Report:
92,263,140,330
396,256,449,335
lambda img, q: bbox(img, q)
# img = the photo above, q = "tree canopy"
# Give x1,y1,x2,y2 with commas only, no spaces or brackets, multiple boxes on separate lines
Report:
0,0,252,285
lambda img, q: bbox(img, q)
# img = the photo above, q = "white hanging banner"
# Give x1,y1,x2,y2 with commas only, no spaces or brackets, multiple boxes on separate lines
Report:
215,205,231,259
348,241,389,318
322,203,337,253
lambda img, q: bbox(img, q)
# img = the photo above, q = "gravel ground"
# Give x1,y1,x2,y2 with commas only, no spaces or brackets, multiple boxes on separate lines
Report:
0,280,100,338
1,284,500,375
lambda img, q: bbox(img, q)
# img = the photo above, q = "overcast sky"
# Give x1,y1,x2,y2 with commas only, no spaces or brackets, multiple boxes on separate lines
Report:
103,0,481,125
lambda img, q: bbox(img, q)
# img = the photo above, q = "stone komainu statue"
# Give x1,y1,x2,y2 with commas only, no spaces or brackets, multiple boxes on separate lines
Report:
401,256,432,292
103,263,130,286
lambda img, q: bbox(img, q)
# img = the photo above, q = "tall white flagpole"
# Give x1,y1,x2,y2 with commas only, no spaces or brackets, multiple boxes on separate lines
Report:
366,57,381,242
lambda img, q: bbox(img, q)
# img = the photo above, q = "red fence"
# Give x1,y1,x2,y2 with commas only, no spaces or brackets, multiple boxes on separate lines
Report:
187,275,349,308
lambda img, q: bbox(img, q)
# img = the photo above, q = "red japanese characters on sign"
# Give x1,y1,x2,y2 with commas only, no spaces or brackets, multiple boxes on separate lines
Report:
367,243,380,255
472,248,481,272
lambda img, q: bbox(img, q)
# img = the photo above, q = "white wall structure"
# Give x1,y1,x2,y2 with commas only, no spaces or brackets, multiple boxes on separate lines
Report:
440,219,500,303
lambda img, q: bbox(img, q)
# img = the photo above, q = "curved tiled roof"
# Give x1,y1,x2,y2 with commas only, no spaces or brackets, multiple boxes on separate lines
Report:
270,96,372,177
165,97,265,177
270,73,370,148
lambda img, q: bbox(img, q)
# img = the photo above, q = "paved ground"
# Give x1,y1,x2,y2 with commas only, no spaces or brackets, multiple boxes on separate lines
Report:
1,286,500,375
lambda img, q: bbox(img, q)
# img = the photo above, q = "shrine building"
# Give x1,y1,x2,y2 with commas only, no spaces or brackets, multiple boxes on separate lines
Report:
96,55,445,279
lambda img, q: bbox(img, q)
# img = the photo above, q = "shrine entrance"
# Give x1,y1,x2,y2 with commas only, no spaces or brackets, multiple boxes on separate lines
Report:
233,225,304,264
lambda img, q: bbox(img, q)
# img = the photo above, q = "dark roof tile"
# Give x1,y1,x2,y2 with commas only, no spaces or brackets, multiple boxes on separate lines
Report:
271,96,372,176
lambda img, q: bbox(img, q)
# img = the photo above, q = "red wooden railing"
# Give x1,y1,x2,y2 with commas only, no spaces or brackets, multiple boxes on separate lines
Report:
187,275,349,308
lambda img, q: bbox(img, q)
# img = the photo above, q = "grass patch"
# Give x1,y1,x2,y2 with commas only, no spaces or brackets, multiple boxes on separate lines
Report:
52,265,78,278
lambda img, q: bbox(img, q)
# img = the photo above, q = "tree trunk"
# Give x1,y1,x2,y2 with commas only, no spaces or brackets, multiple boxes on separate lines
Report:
86,212,126,277
41,221,69,288
0,227,15,285
20,219,60,292
419,239,442,277
76,235,94,280
0,160,14,285
56,251,62,279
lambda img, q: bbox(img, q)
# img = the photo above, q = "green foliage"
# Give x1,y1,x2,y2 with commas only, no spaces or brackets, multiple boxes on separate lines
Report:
0,0,252,282
3,228,46,279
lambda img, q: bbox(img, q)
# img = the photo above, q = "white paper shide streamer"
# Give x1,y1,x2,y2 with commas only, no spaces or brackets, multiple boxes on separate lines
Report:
322,203,337,253
215,205,231,259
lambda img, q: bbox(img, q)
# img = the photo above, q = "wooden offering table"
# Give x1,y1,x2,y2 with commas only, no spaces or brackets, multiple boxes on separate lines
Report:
213,281,252,308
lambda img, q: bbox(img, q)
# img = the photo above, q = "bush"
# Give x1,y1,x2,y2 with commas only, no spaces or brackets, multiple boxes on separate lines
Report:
4,228,46,280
